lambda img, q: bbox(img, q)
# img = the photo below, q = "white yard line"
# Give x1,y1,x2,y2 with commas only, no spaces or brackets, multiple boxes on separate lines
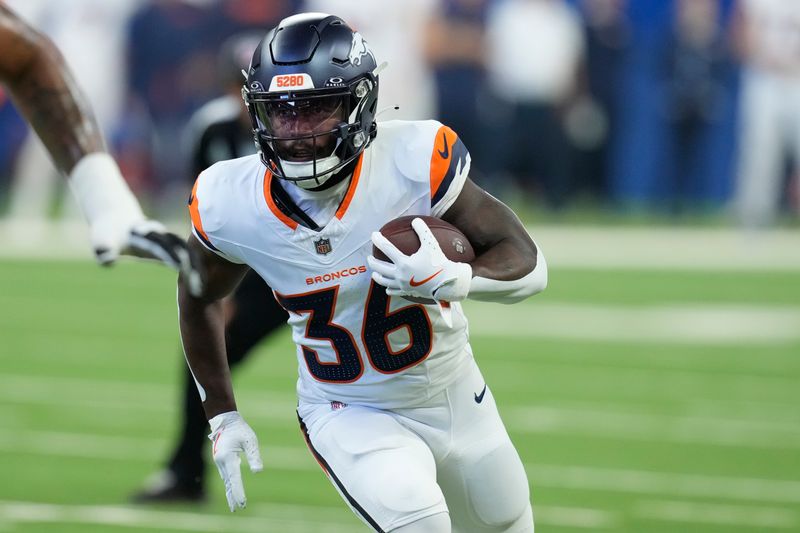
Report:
0,498,793,531
532,225,800,271
0,500,617,531
636,499,798,529
2,371,798,450
1,222,798,270
0,430,317,470
463,302,800,344
532,505,618,529
0,500,355,533
531,465,800,504
503,404,800,449
0,374,296,421
1,431,799,505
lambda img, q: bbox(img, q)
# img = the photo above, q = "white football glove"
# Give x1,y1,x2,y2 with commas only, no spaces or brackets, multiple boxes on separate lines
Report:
368,217,472,303
69,153,203,296
90,216,203,294
208,411,263,512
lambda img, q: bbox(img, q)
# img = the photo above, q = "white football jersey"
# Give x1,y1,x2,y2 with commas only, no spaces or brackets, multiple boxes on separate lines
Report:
189,120,473,408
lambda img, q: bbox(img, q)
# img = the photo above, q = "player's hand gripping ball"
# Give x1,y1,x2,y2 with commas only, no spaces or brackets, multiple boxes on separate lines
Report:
369,216,475,304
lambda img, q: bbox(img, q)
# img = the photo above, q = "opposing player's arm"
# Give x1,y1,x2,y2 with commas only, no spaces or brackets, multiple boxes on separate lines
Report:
0,6,203,285
442,178,547,302
0,5,103,171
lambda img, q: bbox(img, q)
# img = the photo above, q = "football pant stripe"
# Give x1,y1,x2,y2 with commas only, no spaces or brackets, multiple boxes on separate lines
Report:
297,412,387,533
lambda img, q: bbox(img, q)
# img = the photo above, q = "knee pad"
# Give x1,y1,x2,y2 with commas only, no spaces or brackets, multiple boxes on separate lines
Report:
391,511,451,533
465,443,531,529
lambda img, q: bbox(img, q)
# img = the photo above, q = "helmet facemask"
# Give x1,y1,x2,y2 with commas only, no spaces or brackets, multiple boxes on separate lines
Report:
244,75,378,189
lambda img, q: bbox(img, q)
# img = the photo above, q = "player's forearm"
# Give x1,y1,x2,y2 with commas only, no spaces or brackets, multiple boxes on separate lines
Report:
178,283,237,419
4,23,104,173
439,178,545,303
467,239,547,304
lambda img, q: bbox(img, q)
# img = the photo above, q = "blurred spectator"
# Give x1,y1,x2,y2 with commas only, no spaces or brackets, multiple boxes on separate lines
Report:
732,0,800,227
183,36,259,177
121,0,219,200
120,0,301,205
304,0,436,121
607,0,738,211
210,0,299,37
423,0,491,176
660,0,731,214
484,0,585,208
571,0,630,200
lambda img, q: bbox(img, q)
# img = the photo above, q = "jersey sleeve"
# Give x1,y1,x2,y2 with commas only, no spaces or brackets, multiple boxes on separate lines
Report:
187,172,246,264
428,124,471,217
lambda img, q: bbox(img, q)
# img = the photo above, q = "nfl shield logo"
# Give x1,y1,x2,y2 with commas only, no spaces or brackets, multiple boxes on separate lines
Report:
314,238,332,255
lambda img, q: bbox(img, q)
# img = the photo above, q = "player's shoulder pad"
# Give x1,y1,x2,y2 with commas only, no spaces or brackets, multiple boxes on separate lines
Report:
379,119,470,204
189,154,262,240
377,120,440,183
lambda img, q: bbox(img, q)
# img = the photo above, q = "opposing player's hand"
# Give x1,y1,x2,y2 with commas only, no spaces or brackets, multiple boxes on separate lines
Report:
368,217,472,302
208,411,263,512
91,217,204,297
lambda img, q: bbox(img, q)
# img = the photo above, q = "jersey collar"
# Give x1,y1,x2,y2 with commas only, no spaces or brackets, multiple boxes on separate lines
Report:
263,152,364,231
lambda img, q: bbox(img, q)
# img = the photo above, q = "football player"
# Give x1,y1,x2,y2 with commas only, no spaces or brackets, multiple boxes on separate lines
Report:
0,5,200,290
182,13,547,533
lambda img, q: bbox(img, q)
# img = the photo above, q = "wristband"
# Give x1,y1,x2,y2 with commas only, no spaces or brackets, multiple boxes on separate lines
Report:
68,152,143,226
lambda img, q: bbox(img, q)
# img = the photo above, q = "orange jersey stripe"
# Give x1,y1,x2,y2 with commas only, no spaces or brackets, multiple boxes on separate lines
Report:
188,179,210,242
335,152,365,220
429,125,458,200
263,168,299,230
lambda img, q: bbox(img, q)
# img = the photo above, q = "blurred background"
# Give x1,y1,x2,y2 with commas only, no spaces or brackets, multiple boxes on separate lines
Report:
0,0,798,532
0,0,799,227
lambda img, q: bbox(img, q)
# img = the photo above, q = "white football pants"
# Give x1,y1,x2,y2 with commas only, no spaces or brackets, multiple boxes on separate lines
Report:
297,359,534,532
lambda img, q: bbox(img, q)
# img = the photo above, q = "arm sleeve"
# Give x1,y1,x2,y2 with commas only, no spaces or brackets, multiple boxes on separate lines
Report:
468,241,548,304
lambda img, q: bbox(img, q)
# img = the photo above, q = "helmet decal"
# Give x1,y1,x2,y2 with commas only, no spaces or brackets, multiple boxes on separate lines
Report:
325,76,346,88
348,32,375,67
268,73,315,91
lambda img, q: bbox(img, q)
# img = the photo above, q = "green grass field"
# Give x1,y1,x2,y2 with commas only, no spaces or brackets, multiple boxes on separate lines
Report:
0,259,798,532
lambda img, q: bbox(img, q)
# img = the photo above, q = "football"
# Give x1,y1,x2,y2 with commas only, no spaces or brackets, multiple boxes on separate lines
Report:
372,215,475,304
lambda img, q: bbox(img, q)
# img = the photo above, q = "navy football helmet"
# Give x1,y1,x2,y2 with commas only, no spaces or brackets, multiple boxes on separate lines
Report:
242,13,379,188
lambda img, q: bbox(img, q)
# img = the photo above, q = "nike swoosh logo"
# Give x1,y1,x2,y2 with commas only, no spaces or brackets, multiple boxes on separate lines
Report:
474,384,487,404
437,131,449,159
409,269,443,287
213,432,222,456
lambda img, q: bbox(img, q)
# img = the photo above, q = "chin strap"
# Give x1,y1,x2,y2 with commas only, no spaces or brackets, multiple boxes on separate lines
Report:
281,154,342,189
